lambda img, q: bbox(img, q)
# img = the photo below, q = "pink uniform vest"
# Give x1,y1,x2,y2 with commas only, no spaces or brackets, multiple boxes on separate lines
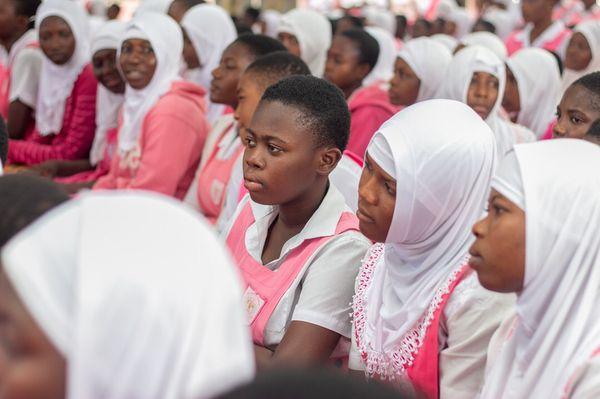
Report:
353,244,470,399
506,28,571,56
225,200,360,346
0,42,39,119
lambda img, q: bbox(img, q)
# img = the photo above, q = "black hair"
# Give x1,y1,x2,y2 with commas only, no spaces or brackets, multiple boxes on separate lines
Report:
548,50,564,75
573,71,600,112
0,116,7,165
13,0,41,29
339,28,380,70
338,15,364,30
245,51,311,91
233,33,288,59
244,6,261,22
472,18,496,34
586,119,600,139
0,175,69,248
170,0,204,10
260,75,350,151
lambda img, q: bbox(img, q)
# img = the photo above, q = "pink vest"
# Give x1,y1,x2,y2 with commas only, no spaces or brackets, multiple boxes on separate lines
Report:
0,42,39,119
225,200,360,346
353,244,470,399
506,28,571,56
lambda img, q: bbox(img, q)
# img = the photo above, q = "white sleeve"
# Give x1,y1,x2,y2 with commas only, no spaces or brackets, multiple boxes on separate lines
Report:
567,356,600,398
9,48,43,108
215,154,244,234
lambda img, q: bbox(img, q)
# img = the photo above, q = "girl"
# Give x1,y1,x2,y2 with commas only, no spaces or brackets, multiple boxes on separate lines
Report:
93,12,208,199
0,191,255,398
554,71,600,143
224,75,371,370
277,8,332,77
7,0,97,166
350,100,513,398
388,37,452,107
363,27,397,88
562,20,600,93
471,139,600,398
439,45,535,159
180,4,237,125
503,48,562,138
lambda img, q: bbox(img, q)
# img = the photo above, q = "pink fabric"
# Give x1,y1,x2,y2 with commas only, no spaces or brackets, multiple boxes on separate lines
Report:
348,83,400,158
94,81,209,200
0,42,39,119
541,120,556,140
7,64,98,165
505,27,572,55
425,0,443,21
225,200,360,346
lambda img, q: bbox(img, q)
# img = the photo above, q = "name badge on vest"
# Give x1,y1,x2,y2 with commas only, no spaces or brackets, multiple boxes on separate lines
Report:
243,286,265,325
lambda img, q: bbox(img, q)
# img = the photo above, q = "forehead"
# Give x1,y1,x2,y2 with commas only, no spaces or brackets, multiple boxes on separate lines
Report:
331,34,359,52
250,100,310,139
40,15,70,30
92,48,117,61
562,84,600,113
222,41,255,62
122,38,152,47
472,71,498,80
238,71,264,93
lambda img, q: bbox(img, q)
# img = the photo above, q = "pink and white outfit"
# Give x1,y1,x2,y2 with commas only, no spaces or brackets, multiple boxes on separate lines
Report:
479,139,600,398
505,20,572,57
350,99,514,398
562,21,600,93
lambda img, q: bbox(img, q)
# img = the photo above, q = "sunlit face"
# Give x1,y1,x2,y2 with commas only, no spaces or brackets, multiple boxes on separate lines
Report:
467,71,499,120
554,84,600,139
388,57,420,106
210,42,256,108
324,35,368,95
39,16,76,66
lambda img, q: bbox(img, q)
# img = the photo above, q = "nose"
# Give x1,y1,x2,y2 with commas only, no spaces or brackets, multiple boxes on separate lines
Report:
358,172,378,206
553,117,566,137
212,65,222,79
244,146,265,170
471,215,486,239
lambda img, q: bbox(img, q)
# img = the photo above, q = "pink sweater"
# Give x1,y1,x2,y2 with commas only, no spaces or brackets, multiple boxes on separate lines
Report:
94,81,209,199
8,64,97,165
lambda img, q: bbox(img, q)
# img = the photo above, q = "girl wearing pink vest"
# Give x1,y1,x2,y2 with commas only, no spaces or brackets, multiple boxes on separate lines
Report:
350,100,514,398
224,76,371,370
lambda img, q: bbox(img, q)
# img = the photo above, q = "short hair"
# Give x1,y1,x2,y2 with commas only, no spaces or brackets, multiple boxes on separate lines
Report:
260,75,350,151
244,6,261,22
339,28,380,70
13,0,41,29
0,175,69,247
233,33,288,59
573,71,600,111
472,18,496,34
338,15,364,30
170,0,204,10
586,118,600,139
0,116,7,165
245,51,311,91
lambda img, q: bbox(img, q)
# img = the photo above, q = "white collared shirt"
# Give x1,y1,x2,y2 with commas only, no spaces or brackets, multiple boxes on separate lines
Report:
519,20,570,58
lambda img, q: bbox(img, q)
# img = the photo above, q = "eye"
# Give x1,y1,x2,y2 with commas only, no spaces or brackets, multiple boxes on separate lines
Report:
570,116,582,124
364,160,372,172
245,136,256,148
267,144,282,154
384,181,395,195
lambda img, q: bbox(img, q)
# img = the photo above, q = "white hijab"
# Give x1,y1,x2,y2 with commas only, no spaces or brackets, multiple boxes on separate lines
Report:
431,33,459,52
35,0,90,136
562,21,600,94
364,99,496,361
363,7,397,36
506,48,561,138
1,191,255,399
135,0,172,15
397,37,452,102
181,4,236,125
364,27,397,87
261,10,282,38
89,21,126,166
118,12,182,154
480,139,600,398
482,9,515,41
461,31,508,60
277,9,332,77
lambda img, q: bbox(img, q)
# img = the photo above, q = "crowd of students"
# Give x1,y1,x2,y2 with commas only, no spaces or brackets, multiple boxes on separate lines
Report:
0,0,599,397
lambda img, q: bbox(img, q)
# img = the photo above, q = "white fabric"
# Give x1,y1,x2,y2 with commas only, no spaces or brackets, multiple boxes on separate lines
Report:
431,33,459,52
0,159,3,175
448,7,473,39
1,191,255,399
330,153,362,212
363,7,397,36
506,48,561,138
6,29,37,68
261,10,282,38
118,12,182,154
277,9,332,77
516,20,570,58
135,0,172,15
480,139,600,399
461,31,508,60
398,37,452,102
482,9,516,40
562,21,600,94
364,27,397,87
35,0,90,136
363,99,496,354
8,46,43,108
181,4,236,125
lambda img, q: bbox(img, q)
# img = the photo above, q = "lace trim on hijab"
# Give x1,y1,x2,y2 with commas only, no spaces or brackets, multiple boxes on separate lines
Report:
352,243,468,380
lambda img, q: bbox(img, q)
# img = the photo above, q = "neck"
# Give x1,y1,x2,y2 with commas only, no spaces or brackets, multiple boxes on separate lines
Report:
343,81,363,100
531,17,553,40
2,28,29,53
278,178,329,229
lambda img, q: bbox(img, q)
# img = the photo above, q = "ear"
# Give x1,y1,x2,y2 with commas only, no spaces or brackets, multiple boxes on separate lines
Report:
316,147,343,176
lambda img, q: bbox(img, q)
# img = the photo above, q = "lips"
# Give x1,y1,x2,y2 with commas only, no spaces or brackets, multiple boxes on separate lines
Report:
356,206,375,224
468,245,483,270
243,175,264,192
472,105,489,118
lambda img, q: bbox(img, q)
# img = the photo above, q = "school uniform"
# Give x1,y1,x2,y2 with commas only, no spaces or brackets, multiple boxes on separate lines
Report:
505,20,572,57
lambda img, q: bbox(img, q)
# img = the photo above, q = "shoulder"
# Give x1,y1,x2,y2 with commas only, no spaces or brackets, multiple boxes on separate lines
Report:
151,81,206,121
74,64,99,92
14,47,43,66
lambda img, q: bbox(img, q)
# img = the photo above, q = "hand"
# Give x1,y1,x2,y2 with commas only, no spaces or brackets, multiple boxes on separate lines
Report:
29,160,60,178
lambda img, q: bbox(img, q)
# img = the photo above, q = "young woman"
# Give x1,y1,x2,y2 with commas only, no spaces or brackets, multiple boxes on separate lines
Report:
471,139,600,398
0,191,255,398
554,71,600,143
93,12,209,199
7,0,97,166
562,20,600,93
350,99,513,398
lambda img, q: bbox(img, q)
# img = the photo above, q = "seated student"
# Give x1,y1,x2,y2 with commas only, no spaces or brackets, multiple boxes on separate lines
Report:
31,21,126,193
471,139,600,398
505,0,571,57
411,18,433,38
0,191,255,398
555,72,600,143
277,8,332,77
503,48,562,138
224,76,371,370
561,21,600,93
94,13,208,199
388,37,452,108
0,116,6,174
0,0,42,140
362,27,397,88
166,0,203,22
350,100,513,398
458,31,508,60
180,4,236,124
325,29,397,158
183,34,286,214
7,0,98,166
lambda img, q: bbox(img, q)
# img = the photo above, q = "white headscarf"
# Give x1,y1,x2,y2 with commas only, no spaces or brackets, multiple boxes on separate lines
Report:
118,12,182,154
480,139,600,399
363,27,397,87
363,7,397,36
363,99,496,361
431,33,459,52
89,21,126,166
135,0,172,15
1,191,255,399
506,48,561,138
277,9,332,77
562,21,600,94
447,7,473,39
461,31,508,60
261,10,282,38
482,9,515,40
181,4,236,125
397,37,452,102
35,0,90,136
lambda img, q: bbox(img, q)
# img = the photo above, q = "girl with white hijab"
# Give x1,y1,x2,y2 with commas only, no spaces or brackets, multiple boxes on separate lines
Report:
363,26,397,88
0,191,255,399
470,139,600,398
277,9,332,77
562,21,600,94
350,99,514,399
181,4,237,125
